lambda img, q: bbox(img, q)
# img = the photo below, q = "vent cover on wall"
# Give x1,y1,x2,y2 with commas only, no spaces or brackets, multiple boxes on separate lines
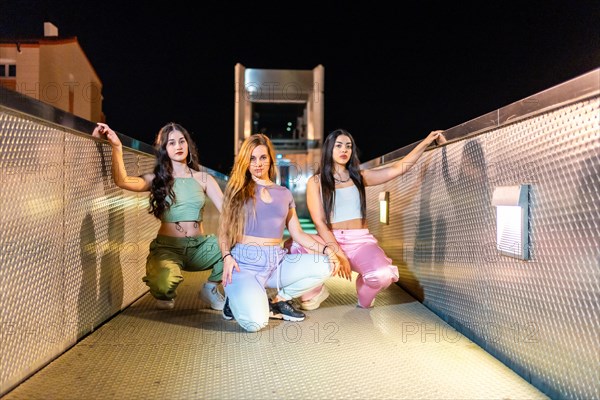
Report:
491,185,530,260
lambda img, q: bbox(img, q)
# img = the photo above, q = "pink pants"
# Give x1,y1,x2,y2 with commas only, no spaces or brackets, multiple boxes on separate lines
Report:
289,229,399,307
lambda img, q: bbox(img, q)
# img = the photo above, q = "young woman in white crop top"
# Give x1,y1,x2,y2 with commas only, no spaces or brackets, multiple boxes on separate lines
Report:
93,122,226,312
288,128,445,309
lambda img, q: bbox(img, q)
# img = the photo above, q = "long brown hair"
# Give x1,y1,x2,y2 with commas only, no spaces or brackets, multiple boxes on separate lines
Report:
219,134,277,248
148,123,200,218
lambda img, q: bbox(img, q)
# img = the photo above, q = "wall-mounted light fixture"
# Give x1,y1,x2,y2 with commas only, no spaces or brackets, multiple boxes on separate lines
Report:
491,185,530,260
379,191,389,224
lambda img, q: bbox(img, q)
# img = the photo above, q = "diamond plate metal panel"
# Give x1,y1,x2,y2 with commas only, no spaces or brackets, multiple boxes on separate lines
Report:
367,97,600,399
0,112,66,394
1,272,548,400
0,109,170,396
62,136,159,340
485,99,600,399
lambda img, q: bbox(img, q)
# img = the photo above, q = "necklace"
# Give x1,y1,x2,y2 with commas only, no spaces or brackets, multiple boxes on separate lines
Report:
334,172,350,183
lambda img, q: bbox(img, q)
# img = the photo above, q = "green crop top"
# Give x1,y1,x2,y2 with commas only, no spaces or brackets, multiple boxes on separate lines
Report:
160,177,206,223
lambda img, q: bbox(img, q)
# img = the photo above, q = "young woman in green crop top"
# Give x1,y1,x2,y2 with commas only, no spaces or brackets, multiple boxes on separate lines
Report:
93,122,226,311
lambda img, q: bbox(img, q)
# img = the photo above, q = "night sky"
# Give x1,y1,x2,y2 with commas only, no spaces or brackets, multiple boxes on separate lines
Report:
2,1,598,174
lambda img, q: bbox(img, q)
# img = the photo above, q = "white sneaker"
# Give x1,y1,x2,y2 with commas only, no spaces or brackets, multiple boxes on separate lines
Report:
200,283,226,310
156,299,174,310
300,286,330,311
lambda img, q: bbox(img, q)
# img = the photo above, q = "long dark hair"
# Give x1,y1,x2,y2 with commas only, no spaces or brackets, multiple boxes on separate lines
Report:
319,129,366,228
148,123,200,218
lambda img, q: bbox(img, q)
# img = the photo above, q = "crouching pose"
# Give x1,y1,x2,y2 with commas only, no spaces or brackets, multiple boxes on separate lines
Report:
219,134,340,332
288,128,445,309
93,122,226,311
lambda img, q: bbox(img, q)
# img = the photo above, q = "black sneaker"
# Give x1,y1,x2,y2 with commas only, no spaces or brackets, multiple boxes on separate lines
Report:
269,300,305,322
222,297,234,320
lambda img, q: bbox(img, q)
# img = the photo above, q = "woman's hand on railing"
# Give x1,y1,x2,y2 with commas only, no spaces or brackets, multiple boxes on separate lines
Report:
435,131,447,145
93,123,123,150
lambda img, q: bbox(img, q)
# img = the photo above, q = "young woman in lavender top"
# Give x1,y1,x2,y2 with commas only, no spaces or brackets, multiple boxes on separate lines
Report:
218,134,340,332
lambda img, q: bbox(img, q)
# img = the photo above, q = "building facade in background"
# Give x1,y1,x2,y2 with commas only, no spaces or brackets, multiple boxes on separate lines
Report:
234,64,324,218
0,22,104,123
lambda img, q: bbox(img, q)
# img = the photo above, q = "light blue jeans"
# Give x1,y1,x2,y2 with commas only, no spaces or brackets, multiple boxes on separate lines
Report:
224,243,332,332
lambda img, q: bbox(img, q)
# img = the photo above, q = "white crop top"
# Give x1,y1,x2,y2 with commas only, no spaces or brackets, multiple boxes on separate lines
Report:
331,185,362,223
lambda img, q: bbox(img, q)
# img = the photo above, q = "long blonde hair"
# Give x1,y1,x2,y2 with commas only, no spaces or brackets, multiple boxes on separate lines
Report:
219,134,277,248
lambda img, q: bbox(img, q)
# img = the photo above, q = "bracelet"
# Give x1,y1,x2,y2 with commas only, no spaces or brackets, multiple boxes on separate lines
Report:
222,253,232,261
322,245,329,255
